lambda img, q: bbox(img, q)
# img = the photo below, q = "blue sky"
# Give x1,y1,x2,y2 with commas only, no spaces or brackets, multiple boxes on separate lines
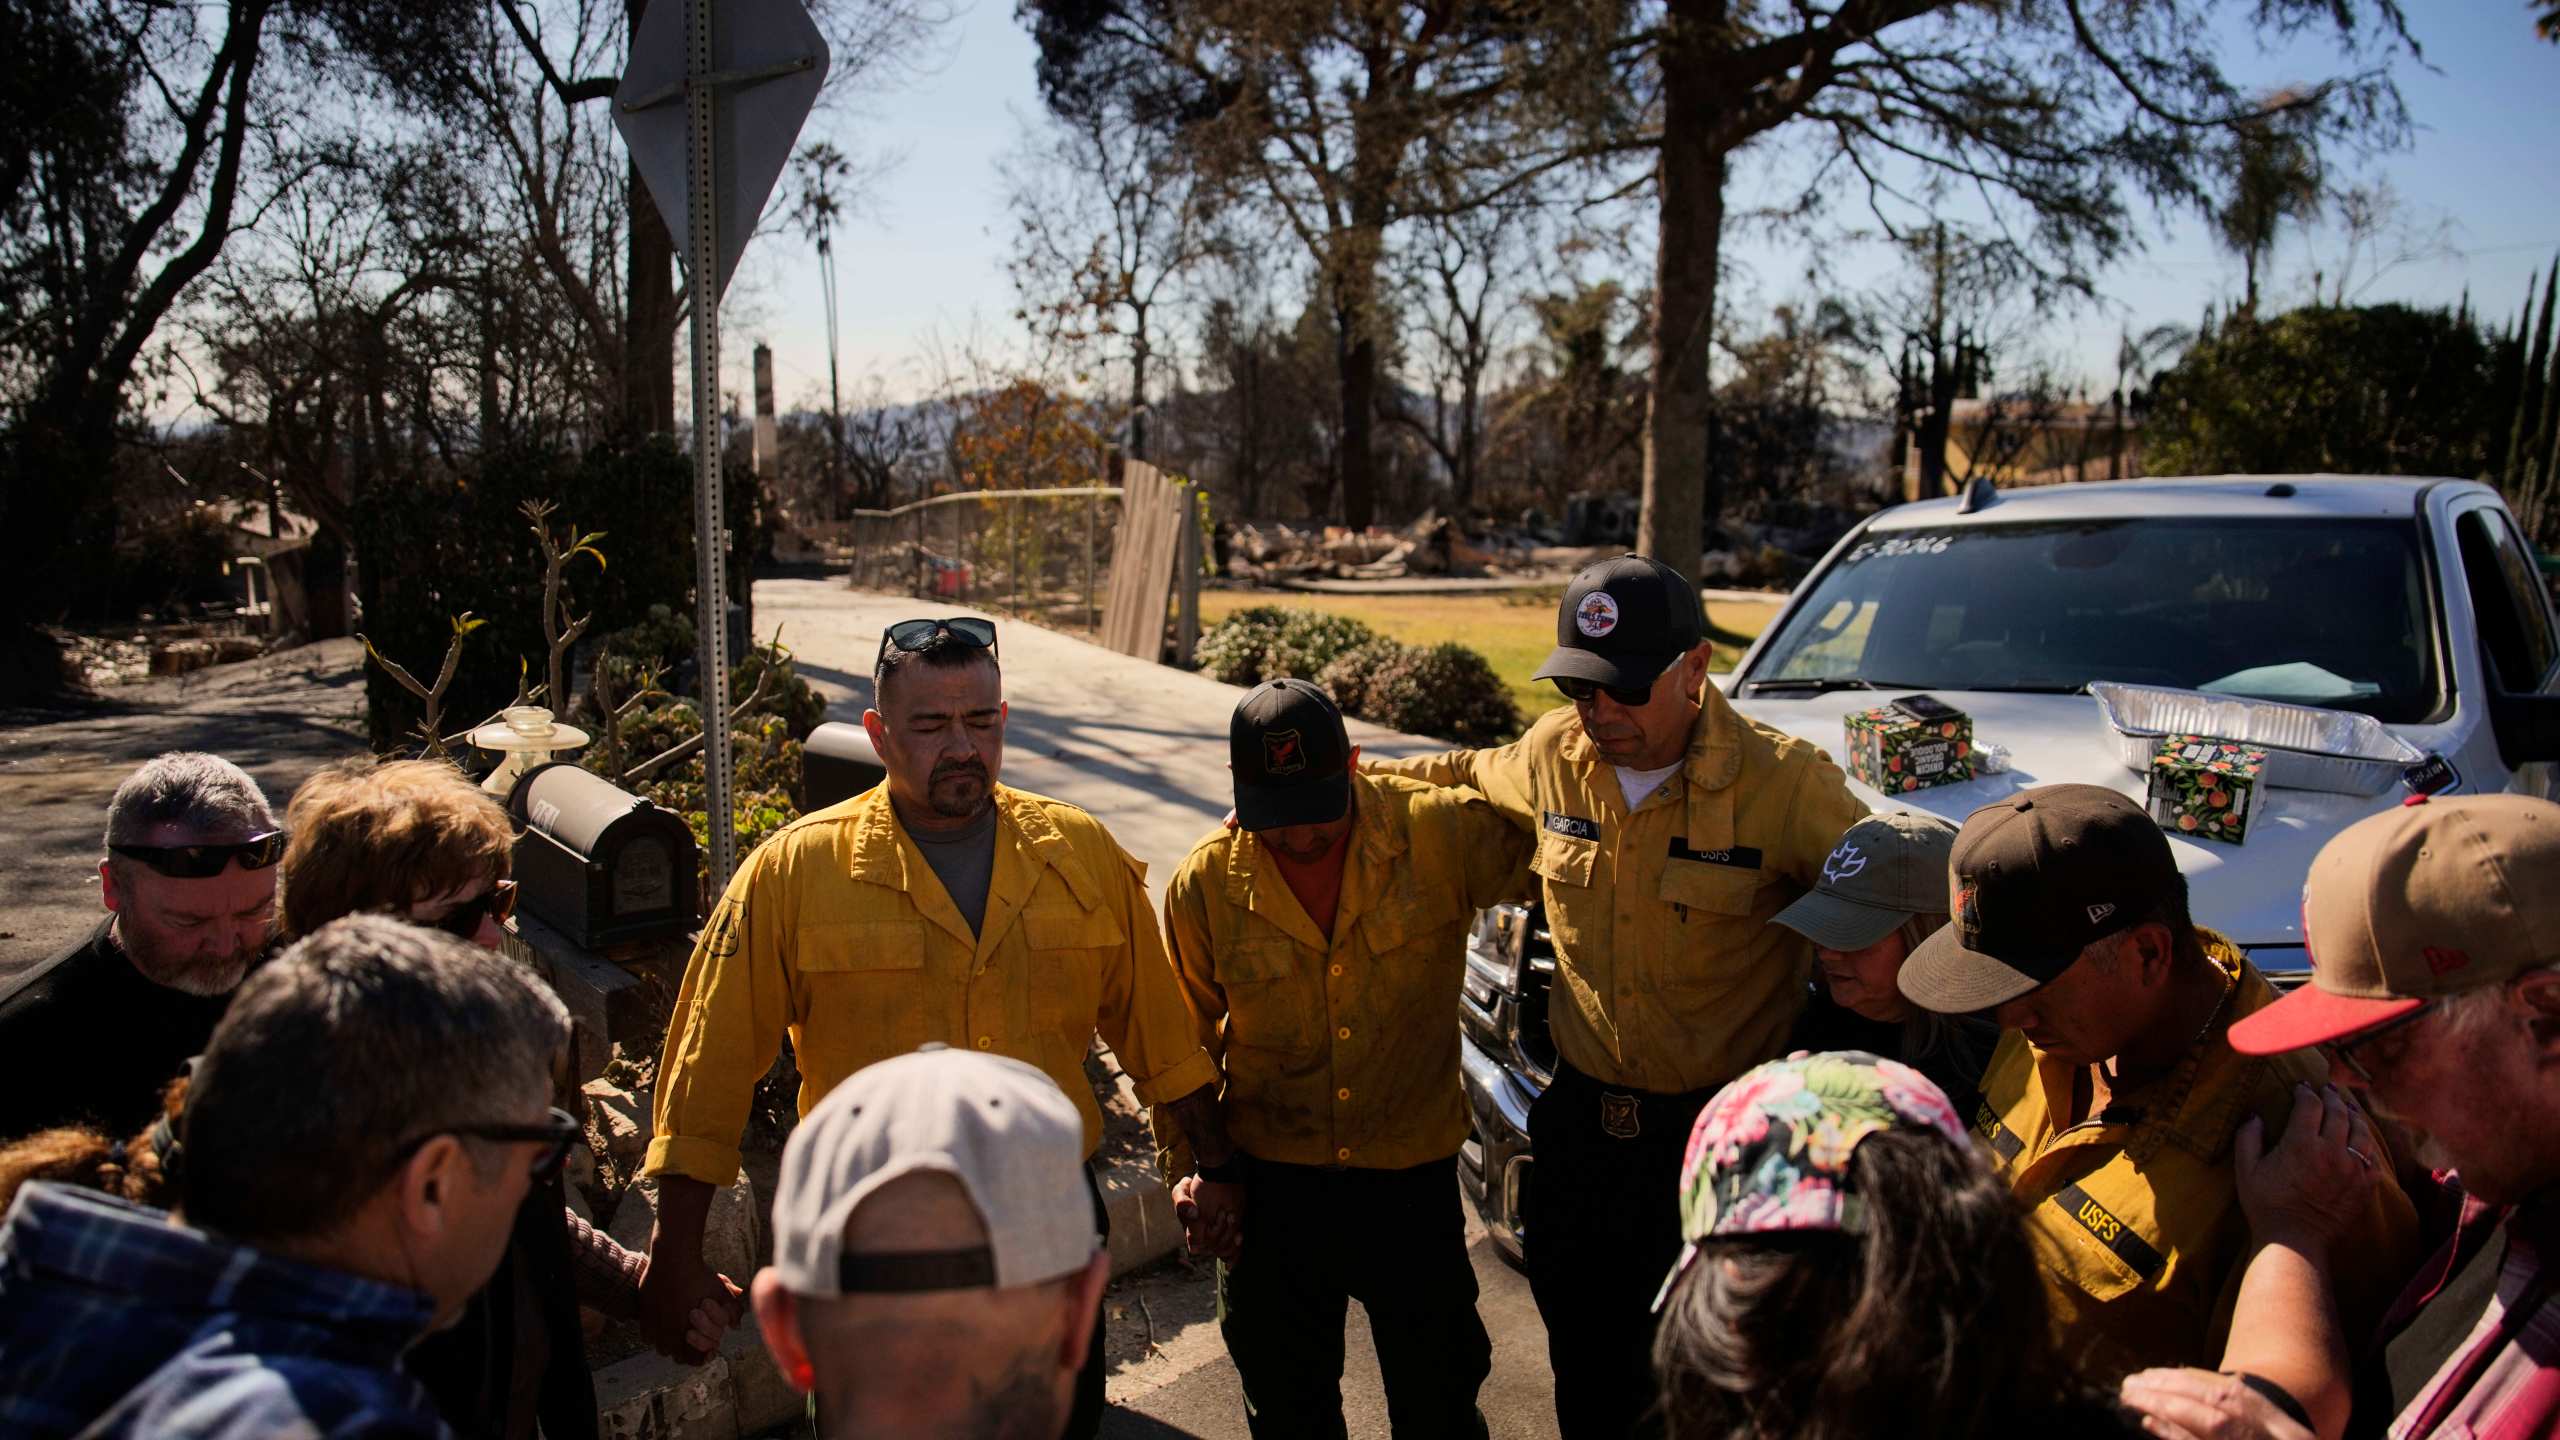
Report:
720,1,2560,412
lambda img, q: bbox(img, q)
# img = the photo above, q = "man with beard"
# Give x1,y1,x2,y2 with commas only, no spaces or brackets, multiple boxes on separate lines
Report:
637,617,1225,1440
2121,794,2560,1440
0,753,280,1140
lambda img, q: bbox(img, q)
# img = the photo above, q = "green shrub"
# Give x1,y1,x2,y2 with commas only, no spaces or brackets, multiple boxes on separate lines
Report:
1314,639,1406,718
1362,642,1523,746
355,434,721,750
1200,604,1520,744
1268,610,1379,680
1194,605,1293,685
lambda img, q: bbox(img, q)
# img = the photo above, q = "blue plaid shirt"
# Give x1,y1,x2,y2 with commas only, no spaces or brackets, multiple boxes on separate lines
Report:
0,1182,450,1439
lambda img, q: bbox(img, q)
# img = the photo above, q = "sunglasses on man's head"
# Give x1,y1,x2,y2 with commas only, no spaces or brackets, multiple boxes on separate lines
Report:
874,616,999,669
424,880,518,940
1552,675,1655,707
108,830,287,879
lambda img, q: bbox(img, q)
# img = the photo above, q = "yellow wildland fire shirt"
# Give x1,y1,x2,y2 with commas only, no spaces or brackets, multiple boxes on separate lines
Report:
1162,772,1531,1172
645,784,1219,1184
1975,932,2419,1383
1371,683,1867,1095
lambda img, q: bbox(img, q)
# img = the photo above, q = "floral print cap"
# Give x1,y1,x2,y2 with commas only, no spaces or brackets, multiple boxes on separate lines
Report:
1651,1050,1968,1311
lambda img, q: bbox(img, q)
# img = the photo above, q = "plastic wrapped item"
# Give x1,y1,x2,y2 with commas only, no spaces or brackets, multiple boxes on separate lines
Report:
2089,682,2423,796
1972,741,2014,775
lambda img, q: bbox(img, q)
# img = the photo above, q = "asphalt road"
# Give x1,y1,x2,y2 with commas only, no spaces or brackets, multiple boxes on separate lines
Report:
1098,1211,1558,1440
0,637,371,981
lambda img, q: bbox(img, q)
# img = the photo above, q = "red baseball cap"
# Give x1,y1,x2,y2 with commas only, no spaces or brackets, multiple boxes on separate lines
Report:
2228,793,2560,1055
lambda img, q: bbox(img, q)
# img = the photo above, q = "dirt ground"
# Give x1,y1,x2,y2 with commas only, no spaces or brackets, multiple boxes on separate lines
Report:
0,637,371,983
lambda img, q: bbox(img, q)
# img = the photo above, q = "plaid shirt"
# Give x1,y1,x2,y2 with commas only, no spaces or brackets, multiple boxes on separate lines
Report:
0,1182,449,1439
2383,1188,2560,1440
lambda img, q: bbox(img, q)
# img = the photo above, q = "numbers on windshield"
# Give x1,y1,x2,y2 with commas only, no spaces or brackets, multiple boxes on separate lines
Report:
1841,534,1955,564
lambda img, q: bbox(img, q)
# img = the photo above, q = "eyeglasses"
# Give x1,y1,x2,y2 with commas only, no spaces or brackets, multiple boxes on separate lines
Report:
1553,675,1655,707
108,830,288,879
874,617,999,670
422,880,518,940
395,1106,584,1183
2321,1001,2437,1084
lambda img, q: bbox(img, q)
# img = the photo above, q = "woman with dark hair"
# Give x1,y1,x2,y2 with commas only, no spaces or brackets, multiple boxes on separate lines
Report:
1650,1051,2142,1440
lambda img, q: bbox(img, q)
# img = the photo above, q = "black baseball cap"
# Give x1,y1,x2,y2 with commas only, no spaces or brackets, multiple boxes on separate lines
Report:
1897,784,2181,1013
1533,554,1707,692
1230,679,1352,831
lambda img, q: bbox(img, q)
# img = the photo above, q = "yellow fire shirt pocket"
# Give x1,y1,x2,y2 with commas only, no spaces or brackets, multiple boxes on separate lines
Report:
1355,893,1435,957
1657,853,1763,917
1532,828,1598,889
1019,903,1122,1028
796,919,930,1049
1218,934,1318,1050
1021,904,1126,954
2039,1182,2164,1306
799,919,929,973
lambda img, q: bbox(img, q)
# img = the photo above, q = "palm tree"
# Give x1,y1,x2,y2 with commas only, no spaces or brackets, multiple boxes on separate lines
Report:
790,143,853,518
2212,94,2326,318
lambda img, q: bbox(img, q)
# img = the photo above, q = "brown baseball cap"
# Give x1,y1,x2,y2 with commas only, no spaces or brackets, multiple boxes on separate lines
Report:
2228,793,2560,1055
1897,784,2181,1013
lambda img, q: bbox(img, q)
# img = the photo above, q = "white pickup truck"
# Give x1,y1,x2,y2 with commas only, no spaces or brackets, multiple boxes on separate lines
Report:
1457,474,2560,1261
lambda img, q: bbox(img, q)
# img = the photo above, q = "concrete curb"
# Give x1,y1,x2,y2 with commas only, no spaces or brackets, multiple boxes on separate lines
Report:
595,1323,800,1440
1100,1151,1182,1280
1096,1046,1185,1281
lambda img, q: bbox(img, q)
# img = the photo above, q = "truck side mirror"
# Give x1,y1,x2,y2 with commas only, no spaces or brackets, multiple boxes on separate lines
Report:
2488,692,2560,768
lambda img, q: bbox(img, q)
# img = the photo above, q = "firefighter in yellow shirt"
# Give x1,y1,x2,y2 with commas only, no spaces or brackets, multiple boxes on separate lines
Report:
634,618,1230,1440
1896,784,2419,1384
1369,555,1867,1440
1163,679,1531,1438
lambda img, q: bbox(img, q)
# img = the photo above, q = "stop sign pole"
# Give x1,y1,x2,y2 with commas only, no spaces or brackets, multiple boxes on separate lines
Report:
617,0,827,892
683,0,739,892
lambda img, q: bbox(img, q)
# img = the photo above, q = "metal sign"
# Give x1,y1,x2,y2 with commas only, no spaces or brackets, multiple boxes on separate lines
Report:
616,0,828,892
617,0,828,305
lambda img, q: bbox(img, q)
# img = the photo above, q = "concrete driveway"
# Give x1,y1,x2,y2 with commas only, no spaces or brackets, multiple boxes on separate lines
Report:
757,579,1459,908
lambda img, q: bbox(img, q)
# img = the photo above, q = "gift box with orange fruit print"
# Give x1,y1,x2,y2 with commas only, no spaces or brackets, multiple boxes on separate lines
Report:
1841,695,1974,794
2144,734,2266,845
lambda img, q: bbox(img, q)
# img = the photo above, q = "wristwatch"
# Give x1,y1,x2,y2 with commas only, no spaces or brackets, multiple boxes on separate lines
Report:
1196,1153,1250,1185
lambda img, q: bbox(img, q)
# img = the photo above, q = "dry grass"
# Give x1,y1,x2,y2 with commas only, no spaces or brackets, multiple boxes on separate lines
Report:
1198,586,1781,723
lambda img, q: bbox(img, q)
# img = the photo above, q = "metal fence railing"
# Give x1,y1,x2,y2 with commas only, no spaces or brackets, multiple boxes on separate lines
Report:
844,486,1123,634
841,468,1203,663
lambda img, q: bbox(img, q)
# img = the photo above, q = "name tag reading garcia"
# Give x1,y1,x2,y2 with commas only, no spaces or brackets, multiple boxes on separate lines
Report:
1542,811,1600,842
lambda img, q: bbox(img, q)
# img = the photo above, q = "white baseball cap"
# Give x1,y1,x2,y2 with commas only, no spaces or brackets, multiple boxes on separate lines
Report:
771,1045,1097,1296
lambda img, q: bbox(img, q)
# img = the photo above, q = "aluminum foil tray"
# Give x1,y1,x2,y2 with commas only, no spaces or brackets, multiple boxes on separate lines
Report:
2088,681,2424,796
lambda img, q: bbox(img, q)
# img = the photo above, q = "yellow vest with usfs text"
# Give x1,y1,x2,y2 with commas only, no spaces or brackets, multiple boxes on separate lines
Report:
1974,935,2420,1384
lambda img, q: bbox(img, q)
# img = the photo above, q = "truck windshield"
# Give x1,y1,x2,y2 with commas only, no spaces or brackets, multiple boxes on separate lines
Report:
1747,517,2442,724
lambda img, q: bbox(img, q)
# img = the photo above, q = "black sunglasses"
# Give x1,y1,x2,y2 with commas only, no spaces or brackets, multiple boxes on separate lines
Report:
1553,675,1656,707
396,1106,584,1182
424,880,518,940
109,830,288,879
875,617,999,669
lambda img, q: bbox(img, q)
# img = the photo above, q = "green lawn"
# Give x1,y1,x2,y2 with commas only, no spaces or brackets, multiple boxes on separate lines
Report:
1198,587,1782,724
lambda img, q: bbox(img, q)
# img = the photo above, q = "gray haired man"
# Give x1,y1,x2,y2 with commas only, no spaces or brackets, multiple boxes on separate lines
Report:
752,1046,1111,1440
0,914,577,1438
0,752,282,1139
